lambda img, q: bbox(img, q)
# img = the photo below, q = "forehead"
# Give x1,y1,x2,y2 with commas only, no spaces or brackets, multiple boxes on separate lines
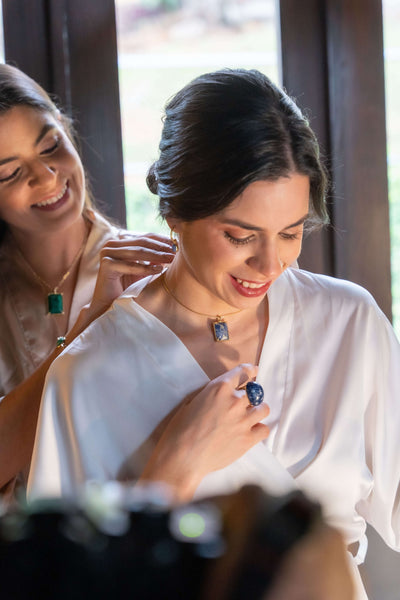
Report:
218,175,310,228
0,105,58,147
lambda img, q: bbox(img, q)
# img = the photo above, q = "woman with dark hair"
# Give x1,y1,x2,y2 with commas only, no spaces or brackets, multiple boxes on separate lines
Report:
28,69,400,598
0,64,175,500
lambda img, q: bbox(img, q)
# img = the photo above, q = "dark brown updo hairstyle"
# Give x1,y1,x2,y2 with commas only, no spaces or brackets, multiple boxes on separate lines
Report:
147,68,328,227
0,63,93,242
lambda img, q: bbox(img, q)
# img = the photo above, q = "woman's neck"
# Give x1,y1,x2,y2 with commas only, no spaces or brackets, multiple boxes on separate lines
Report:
136,262,269,379
163,260,245,320
9,215,89,287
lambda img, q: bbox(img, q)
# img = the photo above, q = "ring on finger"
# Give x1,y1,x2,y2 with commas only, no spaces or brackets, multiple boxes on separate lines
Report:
245,381,264,406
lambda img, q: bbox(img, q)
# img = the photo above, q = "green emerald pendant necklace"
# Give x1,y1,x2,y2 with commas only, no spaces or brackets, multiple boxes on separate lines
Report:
14,236,86,315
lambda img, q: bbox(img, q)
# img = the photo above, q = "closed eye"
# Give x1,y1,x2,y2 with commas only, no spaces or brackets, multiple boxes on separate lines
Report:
224,231,255,246
279,231,302,241
0,167,20,183
40,138,60,155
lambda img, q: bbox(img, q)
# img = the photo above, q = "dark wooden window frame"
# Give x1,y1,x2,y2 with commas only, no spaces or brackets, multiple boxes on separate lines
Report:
279,0,391,319
2,0,392,318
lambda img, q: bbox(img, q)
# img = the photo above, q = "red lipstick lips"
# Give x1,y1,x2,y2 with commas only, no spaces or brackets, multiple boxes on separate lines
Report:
230,275,271,297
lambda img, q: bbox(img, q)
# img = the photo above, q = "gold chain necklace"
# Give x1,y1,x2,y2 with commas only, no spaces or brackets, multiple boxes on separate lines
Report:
14,234,87,315
161,273,242,342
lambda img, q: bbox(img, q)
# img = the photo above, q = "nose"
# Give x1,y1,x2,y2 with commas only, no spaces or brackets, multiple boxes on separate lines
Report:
27,159,56,188
246,240,285,278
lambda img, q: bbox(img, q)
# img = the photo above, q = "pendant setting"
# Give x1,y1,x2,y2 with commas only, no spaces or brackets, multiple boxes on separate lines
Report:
48,292,64,315
212,316,229,342
246,381,264,406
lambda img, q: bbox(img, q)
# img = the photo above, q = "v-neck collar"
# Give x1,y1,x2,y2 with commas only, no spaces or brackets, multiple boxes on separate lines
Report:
119,277,210,384
119,268,295,416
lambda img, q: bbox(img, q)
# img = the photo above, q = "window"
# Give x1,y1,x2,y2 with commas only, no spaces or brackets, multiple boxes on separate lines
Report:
115,0,279,234
383,0,400,336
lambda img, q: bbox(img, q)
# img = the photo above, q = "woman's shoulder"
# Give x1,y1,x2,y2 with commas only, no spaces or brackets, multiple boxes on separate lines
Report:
283,268,399,351
286,267,378,307
283,267,393,335
85,209,123,239
54,276,157,365
49,297,143,384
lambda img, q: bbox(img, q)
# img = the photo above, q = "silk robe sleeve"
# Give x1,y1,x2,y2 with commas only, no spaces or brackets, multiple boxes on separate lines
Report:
356,304,400,550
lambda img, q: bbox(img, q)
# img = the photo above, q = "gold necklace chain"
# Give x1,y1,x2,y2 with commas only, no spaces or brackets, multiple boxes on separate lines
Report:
161,273,242,320
14,233,87,294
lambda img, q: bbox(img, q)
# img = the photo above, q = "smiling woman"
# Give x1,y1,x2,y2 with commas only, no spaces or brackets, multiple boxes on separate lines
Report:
157,176,309,363
0,106,84,218
0,64,176,503
27,69,400,599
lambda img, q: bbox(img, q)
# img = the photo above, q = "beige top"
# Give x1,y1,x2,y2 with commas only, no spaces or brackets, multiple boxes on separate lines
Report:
0,210,121,500
0,211,120,398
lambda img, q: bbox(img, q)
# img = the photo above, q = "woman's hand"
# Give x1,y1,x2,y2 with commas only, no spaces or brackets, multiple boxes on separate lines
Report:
140,363,270,502
89,232,175,315
70,232,175,338
74,232,175,334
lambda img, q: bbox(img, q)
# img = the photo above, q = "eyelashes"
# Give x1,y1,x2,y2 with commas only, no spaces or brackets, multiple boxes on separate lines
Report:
0,167,20,183
41,137,60,155
0,137,61,184
224,230,302,246
279,232,302,241
224,231,254,246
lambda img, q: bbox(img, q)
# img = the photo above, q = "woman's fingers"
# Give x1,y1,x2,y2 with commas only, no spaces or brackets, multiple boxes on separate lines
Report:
216,362,259,389
141,364,270,503
100,232,176,270
99,255,164,277
105,233,174,253
250,422,270,442
85,233,176,324
100,244,175,266
215,363,269,417
247,401,270,422
141,368,271,502
117,231,172,244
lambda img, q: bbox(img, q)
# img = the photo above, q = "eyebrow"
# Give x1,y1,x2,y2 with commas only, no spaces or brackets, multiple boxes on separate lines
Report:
222,213,310,232
0,123,56,166
35,123,55,145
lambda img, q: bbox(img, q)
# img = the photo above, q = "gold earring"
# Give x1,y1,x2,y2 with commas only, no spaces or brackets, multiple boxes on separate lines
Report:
170,228,179,252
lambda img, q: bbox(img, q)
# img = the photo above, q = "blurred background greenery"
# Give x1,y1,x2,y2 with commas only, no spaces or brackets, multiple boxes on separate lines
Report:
116,0,279,236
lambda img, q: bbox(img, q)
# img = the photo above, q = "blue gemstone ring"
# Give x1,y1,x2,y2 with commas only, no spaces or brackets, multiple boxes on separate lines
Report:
246,381,264,406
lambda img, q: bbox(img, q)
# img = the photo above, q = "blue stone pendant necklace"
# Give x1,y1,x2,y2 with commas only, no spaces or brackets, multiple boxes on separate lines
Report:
161,274,242,342
14,236,86,315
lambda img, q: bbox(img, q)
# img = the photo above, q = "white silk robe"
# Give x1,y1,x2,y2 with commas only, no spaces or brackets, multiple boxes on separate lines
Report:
28,268,400,598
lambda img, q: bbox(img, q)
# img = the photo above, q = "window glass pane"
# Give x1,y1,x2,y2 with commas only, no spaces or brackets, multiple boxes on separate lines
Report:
383,0,400,337
115,0,279,234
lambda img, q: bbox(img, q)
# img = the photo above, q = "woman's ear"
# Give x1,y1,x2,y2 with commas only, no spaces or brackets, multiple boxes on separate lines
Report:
165,217,182,234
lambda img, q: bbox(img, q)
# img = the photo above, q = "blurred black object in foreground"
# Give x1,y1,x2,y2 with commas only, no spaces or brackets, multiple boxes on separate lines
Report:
0,484,320,600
